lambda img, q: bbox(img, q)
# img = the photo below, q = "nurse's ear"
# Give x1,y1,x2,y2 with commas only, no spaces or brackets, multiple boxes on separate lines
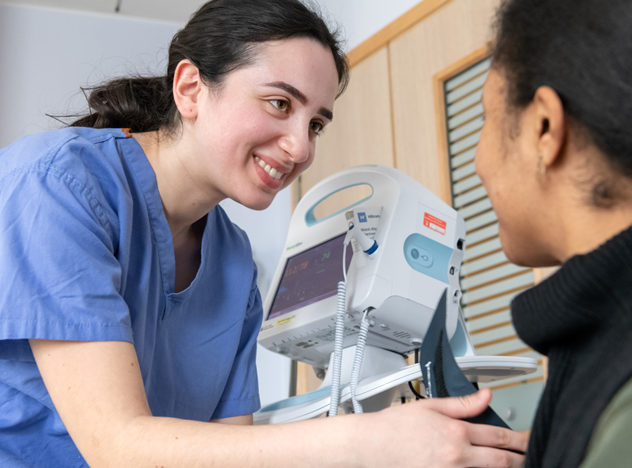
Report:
173,60,203,120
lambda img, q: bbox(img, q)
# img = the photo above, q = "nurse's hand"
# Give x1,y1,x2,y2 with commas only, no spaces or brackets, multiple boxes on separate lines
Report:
351,389,528,468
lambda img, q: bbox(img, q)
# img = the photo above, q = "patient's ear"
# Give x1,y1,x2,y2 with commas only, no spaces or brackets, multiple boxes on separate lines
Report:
531,86,566,168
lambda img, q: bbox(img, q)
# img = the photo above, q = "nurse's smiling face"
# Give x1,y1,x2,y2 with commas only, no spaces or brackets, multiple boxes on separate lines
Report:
177,37,339,211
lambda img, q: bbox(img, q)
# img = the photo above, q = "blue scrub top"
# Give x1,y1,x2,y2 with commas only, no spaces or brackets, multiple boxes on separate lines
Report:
0,127,262,467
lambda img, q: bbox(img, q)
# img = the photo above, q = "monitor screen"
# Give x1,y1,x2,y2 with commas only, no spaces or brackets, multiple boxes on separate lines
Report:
267,233,353,321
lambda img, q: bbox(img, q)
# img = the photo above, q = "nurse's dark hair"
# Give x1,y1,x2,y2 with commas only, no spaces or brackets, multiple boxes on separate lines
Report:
70,0,349,134
493,0,632,179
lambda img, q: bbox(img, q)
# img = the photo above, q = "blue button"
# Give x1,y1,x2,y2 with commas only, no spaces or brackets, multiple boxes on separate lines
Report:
416,248,433,268
403,233,452,284
408,246,433,268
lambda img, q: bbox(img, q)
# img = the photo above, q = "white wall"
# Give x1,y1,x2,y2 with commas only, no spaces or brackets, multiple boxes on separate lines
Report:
0,3,179,147
0,2,292,407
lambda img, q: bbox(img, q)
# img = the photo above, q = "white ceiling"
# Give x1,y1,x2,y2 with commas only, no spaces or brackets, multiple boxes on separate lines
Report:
1,0,203,24
1,0,425,51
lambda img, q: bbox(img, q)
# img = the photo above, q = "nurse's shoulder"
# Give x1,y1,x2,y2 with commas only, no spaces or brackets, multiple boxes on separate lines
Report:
0,127,137,242
0,127,130,182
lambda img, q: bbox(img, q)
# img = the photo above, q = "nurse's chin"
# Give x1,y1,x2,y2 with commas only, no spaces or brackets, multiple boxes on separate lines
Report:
233,194,277,212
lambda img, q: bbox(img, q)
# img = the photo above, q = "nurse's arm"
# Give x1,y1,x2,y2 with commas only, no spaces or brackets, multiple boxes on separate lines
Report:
210,414,253,425
30,338,354,468
30,338,527,468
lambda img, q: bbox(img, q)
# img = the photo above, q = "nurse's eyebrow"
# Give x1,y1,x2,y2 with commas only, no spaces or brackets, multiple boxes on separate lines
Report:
318,107,334,122
266,81,307,104
264,81,334,121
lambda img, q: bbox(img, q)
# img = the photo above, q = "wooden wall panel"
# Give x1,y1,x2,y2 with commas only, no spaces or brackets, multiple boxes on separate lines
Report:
347,0,453,67
388,0,500,202
300,46,395,198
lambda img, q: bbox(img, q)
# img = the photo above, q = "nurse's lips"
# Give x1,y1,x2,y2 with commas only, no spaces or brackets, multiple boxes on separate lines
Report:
254,156,290,189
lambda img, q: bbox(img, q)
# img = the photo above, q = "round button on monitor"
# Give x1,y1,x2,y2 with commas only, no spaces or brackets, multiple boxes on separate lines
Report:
408,246,433,268
416,248,433,268
403,233,452,283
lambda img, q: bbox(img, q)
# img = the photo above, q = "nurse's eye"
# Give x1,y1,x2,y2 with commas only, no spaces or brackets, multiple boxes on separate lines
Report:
310,120,324,136
270,99,290,113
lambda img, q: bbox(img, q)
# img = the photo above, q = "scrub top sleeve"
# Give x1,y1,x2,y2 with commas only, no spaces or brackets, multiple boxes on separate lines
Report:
211,264,263,420
0,165,133,346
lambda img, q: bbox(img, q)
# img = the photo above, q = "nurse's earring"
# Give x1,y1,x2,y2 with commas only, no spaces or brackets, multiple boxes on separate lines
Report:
536,151,546,183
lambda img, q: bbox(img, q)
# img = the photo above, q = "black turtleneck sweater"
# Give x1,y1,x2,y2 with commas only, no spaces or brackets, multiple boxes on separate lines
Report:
511,225,632,468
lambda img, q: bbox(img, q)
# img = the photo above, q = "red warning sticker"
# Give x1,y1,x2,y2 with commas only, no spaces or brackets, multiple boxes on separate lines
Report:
424,213,447,235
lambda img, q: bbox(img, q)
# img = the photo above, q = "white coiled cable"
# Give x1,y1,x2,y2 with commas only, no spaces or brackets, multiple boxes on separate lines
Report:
349,308,371,414
328,280,346,416
328,245,349,417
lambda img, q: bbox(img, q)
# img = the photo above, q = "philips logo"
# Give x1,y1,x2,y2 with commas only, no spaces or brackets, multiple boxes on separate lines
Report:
358,212,367,223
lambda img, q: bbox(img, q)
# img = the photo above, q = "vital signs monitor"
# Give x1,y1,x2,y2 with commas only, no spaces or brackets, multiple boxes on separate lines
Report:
256,165,537,424
259,165,466,366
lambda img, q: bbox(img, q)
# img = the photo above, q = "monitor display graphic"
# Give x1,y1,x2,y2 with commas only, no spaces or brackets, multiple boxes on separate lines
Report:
267,234,353,320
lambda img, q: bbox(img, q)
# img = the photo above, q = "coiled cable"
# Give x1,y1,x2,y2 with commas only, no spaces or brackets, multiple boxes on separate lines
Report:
328,242,349,417
328,280,346,417
349,308,371,413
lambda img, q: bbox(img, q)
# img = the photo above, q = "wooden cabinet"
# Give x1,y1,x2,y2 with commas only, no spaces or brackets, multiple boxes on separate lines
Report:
300,46,395,198
389,0,499,201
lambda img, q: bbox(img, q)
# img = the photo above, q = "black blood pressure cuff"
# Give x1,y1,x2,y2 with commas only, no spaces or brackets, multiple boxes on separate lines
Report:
419,290,510,428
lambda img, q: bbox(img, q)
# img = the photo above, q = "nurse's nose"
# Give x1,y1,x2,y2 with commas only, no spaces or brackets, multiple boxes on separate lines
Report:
278,124,311,164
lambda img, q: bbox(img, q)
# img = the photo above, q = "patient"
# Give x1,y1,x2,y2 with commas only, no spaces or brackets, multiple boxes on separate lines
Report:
477,0,632,466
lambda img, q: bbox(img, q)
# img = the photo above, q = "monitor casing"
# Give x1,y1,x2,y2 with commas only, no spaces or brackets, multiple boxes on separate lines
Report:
258,165,467,368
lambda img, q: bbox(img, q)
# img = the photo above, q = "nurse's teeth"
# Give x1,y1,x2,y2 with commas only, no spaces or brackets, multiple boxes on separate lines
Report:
255,156,284,180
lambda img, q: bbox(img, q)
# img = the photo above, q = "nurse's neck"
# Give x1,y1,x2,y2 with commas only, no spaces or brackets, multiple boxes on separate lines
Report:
132,130,222,240
133,130,210,293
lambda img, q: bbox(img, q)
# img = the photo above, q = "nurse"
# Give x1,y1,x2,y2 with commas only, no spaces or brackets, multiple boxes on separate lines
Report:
0,0,526,466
